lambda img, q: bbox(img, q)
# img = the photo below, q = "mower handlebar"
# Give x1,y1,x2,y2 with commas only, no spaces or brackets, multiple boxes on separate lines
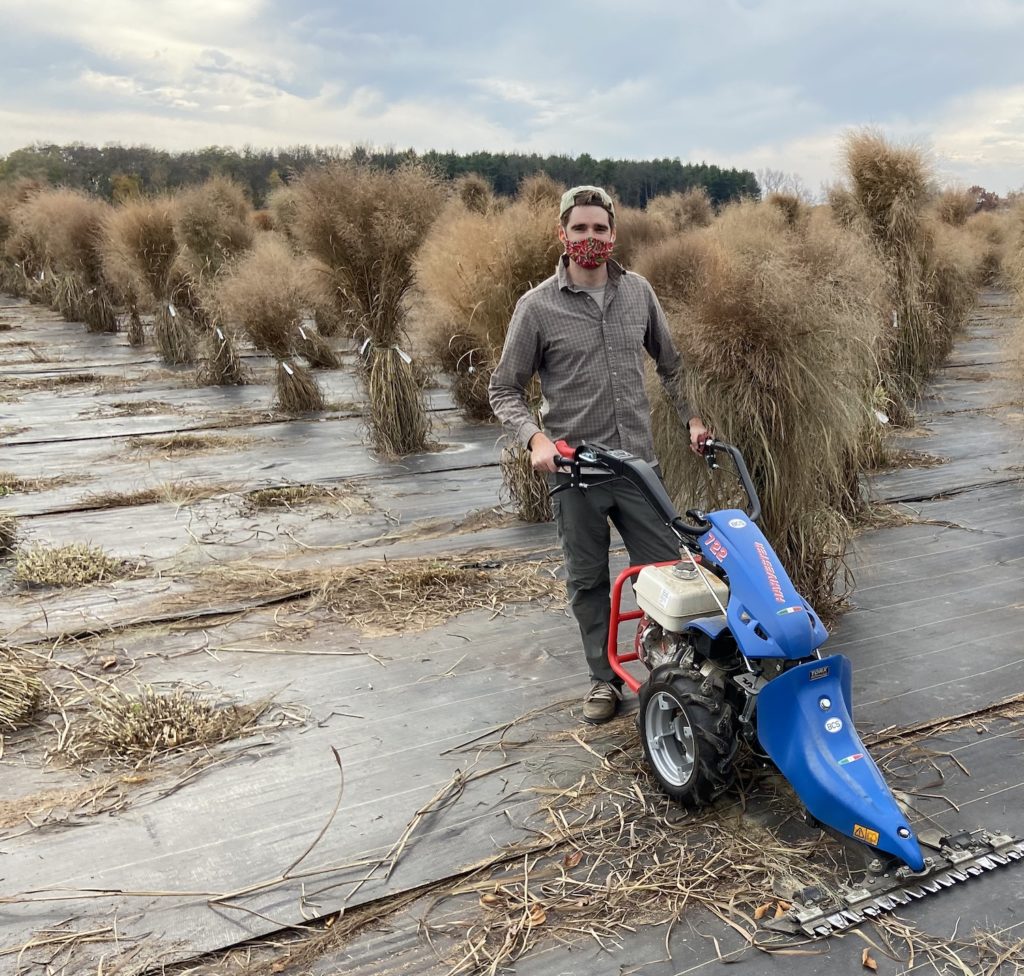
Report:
549,439,762,533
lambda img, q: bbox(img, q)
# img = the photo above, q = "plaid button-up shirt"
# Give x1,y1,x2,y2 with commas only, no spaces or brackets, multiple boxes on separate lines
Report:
489,256,690,462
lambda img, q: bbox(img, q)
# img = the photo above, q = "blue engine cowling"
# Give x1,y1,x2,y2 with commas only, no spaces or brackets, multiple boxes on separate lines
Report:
698,510,829,660
757,654,925,870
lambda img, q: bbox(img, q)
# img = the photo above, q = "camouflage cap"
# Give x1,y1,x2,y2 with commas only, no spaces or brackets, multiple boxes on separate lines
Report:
559,185,616,220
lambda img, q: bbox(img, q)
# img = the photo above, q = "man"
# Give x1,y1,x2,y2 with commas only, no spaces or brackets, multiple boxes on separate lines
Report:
489,184,707,724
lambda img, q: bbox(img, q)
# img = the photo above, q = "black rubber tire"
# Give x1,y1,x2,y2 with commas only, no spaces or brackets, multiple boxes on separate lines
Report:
637,665,739,807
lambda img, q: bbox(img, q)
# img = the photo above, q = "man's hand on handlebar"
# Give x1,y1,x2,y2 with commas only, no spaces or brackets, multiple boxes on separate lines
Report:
688,416,711,455
528,432,562,474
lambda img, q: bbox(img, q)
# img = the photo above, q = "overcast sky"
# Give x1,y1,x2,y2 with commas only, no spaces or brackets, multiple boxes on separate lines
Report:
1,0,1022,194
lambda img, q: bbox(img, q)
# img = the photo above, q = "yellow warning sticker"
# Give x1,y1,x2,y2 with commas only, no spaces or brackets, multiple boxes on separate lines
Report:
853,823,880,845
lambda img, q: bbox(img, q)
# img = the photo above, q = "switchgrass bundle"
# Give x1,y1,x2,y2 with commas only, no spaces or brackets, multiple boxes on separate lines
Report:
275,360,325,414
364,346,431,454
196,322,250,385
613,206,672,267
499,443,552,522
925,218,986,341
843,130,949,406
636,200,888,611
0,652,42,732
646,187,715,231
15,541,135,587
516,172,563,209
933,187,977,227
103,198,199,363
69,685,269,763
454,172,496,214
292,321,340,368
966,210,1013,284
766,192,806,228
216,235,329,409
173,176,254,279
293,162,444,454
415,197,563,421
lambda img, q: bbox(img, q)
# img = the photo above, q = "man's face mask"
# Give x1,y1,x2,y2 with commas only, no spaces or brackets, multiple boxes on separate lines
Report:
564,236,615,269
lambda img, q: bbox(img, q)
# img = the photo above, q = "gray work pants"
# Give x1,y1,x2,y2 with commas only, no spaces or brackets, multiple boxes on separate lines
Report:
553,475,681,683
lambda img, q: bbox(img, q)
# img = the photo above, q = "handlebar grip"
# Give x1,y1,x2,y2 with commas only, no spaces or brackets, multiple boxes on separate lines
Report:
554,439,575,460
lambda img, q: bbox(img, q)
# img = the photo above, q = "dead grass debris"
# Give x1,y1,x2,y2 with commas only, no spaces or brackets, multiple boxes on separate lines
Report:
244,482,372,514
0,511,16,552
0,651,42,731
125,431,251,457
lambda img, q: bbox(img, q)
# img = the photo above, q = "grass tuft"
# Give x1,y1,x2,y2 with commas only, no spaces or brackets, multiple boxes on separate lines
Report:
0,651,42,731
15,542,136,587
0,512,17,552
68,685,270,764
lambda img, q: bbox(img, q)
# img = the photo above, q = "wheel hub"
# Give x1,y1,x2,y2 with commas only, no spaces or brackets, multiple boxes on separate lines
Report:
645,690,696,787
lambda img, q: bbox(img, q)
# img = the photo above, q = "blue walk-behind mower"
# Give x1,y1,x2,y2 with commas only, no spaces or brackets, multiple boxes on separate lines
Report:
551,438,1023,937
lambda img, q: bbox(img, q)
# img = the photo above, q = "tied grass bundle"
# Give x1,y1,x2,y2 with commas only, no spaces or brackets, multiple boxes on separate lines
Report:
173,176,254,280
0,652,42,732
125,301,146,346
103,198,199,363
841,130,973,410
293,161,444,454
215,235,330,409
275,360,325,414
196,323,250,386
636,200,888,614
415,194,563,422
154,303,197,365
363,345,432,455
646,187,715,231
293,322,340,368
499,442,552,523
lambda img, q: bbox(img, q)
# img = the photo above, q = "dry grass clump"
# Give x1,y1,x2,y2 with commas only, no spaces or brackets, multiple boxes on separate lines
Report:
267,183,301,246
0,511,17,552
636,200,888,610
174,177,254,279
933,187,977,227
0,471,69,494
455,172,497,214
841,130,974,410
67,685,270,764
965,210,1013,284
173,177,254,384
75,480,234,510
613,205,673,267
499,444,552,522
103,197,199,364
766,191,806,227
415,197,562,423
516,172,563,209
293,162,445,453
215,235,328,412
925,218,985,339
201,554,563,634
647,187,715,231
244,481,371,513
0,651,42,732
125,432,248,456
9,189,118,331
14,542,136,587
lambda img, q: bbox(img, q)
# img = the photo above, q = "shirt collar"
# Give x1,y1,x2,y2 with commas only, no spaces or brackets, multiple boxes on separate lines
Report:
557,254,625,292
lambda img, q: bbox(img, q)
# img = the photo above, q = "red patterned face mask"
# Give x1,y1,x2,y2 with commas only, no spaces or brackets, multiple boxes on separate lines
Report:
564,236,615,269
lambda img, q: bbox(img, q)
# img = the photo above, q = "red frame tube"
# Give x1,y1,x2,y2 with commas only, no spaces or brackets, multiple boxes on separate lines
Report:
608,561,678,693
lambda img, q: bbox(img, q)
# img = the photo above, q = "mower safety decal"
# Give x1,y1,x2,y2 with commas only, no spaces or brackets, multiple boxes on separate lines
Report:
838,753,864,766
777,606,804,616
754,541,785,603
853,823,880,846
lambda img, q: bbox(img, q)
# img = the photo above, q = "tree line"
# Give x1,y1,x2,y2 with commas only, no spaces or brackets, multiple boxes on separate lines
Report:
0,143,759,209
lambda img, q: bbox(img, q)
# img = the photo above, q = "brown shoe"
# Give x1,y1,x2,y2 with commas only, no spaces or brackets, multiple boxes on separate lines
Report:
582,681,622,724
